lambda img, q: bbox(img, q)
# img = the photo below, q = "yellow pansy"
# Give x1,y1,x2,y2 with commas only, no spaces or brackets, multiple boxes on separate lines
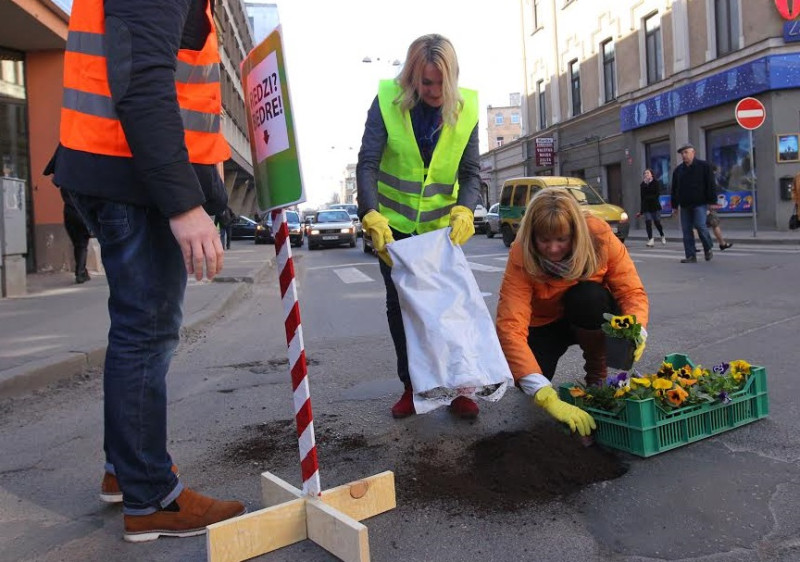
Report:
653,378,673,390
631,377,651,387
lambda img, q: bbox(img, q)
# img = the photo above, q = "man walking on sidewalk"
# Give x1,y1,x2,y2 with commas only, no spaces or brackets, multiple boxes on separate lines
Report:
47,0,244,542
671,143,716,263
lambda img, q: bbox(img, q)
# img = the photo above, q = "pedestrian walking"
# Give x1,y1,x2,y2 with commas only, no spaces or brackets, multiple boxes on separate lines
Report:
495,188,649,436
638,168,666,247
60,188,91,284
356,33,482,419
671,143,716,263
46,0,244,543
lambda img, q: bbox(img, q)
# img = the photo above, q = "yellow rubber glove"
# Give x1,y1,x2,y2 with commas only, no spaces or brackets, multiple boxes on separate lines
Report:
362,210,395,266
449,205,475,245
534,386,596,437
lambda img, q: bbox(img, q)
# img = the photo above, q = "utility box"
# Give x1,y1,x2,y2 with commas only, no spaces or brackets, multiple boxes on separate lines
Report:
0,177,27,297
779,176,794,201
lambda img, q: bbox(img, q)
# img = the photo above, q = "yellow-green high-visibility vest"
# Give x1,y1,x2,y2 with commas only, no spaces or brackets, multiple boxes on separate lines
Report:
376,80,478,234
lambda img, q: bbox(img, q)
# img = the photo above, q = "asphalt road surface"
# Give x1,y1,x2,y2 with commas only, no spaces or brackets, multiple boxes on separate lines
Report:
2,236,800,561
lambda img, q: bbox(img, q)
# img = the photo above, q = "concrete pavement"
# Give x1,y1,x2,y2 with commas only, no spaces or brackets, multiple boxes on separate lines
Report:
1,222,797,398
0,240,276,398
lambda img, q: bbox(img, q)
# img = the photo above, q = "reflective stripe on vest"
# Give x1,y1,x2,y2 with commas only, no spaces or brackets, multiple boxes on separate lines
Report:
59,0,229,164
376,80,478,234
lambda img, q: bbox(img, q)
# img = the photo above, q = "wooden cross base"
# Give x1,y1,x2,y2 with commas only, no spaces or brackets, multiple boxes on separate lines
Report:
206,470,396,562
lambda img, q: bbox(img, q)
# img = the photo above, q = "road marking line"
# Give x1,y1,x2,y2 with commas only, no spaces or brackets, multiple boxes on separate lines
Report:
333,267,374,284
468,261,505,272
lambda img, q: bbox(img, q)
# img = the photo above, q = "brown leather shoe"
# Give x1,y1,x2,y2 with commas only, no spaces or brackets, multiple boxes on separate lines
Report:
100,465,180,504
123,488,245,542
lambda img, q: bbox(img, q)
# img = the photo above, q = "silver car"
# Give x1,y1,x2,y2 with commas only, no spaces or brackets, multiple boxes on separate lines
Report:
486,203,500,238
328,203,362,237
307,209,357,250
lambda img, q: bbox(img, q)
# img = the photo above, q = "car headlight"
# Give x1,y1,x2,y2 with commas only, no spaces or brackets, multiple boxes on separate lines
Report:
341,228,353,234
310,229,320,235
256,225,265,231
619,212,629,222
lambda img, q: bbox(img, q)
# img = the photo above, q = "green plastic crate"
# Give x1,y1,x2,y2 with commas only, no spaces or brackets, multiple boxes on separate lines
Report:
557,353,769,457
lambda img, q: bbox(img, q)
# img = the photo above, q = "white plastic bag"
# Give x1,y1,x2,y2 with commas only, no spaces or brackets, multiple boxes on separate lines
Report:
387,229,513,413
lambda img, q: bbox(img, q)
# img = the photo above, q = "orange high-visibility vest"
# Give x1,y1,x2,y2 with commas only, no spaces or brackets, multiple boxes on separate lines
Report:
60,0,230,164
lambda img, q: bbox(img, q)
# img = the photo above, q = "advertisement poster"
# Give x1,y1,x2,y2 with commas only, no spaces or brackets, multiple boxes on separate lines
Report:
240,26,305,212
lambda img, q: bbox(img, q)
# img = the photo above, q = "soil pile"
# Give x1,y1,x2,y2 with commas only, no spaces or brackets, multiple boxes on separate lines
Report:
398,426,627,513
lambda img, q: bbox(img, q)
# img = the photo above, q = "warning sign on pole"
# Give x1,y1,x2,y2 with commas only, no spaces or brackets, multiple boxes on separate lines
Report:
240,26,305,212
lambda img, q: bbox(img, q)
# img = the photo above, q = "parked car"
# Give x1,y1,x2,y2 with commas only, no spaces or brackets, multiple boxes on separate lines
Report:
498,177,629,247
485,203,500,238
307,209,357,250
230,215,258,240
256,210,304,247
473,203,489,234
328,203,362,237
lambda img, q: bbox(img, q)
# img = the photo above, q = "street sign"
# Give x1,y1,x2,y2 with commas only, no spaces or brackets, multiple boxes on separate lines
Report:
735,97,766,130
534,137,555,167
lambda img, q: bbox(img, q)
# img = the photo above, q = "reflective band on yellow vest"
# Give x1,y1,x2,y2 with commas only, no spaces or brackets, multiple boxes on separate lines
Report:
59,0,230,164
376,80,478,234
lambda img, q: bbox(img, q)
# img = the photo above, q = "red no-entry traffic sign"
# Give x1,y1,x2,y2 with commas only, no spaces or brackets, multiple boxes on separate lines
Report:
735,97,766,130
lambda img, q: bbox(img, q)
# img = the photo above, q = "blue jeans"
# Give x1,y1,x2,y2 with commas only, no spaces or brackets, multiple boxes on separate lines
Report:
66,191,184,515
680,205,713,258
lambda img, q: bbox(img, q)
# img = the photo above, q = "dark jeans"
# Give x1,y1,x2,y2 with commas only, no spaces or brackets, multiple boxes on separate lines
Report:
527,281,618,380
642,211,664,239
680,205,713,258
378,228,414,386
66,191,184,515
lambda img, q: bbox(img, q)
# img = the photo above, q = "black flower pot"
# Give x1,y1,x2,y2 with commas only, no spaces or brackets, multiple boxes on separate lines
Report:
605,335,635,371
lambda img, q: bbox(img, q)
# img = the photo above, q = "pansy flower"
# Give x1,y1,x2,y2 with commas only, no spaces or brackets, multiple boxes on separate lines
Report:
608,372,630,388
729,360,751,380
718,391,731,405
676,377,697,387
712,362,729,375
666,386,688,406
652,378,673,390
569,386,586,398
630,377,651,387
610,315,635,330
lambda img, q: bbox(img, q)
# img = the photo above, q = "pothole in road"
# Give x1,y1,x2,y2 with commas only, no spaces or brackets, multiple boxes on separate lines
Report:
218,418,627,514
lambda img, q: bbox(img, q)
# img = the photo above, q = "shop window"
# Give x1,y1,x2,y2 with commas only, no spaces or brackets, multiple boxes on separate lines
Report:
706,125,755,214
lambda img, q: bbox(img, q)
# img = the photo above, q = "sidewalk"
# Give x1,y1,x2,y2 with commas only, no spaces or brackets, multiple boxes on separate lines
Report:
626,217,800,246
0,241,276,398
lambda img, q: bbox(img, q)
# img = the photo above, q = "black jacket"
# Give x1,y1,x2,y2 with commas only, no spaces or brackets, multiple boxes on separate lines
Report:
639,179,663,214
48,0,226,218
671,158,716,210
355,96,481,220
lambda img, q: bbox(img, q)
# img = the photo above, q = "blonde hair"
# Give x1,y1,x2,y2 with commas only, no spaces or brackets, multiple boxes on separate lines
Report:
396,34,462,126
517,188,600,280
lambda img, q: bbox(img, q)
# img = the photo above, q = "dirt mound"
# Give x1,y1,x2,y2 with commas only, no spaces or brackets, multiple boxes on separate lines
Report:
398,426,627,513
219,418,627,514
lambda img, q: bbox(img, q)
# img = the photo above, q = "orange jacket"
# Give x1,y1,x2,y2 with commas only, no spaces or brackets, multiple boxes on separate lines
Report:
496,216,649,380
60,0,229,164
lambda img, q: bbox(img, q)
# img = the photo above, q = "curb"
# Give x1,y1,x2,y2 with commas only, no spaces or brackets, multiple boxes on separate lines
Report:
0,258,276,400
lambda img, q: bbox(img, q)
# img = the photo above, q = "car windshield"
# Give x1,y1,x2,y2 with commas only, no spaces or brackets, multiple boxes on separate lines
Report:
331,204,358,216
285,211,299,223
316,210,351,223
559,185,606,205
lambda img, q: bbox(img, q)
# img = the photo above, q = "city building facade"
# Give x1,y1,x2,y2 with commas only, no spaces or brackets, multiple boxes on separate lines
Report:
0,0,256,293
481,0,800,232
486,92,523,149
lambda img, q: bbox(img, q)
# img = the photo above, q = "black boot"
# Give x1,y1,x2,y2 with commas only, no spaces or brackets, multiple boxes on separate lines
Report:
573,327,608,387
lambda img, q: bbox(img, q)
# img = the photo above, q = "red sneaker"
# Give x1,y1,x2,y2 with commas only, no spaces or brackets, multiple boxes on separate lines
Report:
449,396,479,419
391,388,415,419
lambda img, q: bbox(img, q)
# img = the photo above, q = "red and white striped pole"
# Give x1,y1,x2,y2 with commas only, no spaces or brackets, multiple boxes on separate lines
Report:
271,209,320,496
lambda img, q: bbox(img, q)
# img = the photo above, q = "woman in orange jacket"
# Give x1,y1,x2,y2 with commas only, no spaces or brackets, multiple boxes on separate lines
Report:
496,188,649,436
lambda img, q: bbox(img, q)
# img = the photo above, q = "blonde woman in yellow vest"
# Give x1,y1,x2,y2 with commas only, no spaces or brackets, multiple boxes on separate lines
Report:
356,34,482,420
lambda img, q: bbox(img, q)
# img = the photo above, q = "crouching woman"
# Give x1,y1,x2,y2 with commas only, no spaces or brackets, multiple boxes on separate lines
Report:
496,188,649,436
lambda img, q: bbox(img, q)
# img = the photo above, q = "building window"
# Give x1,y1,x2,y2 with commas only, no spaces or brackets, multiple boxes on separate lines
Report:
601,39,616,102
537,80,546,129
511,113,520,124
569,59,581,116
495,114,504,125
707,124,754,214
532,0,542,31
496,137,504,147
715,0,741,55
644,13,663,85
